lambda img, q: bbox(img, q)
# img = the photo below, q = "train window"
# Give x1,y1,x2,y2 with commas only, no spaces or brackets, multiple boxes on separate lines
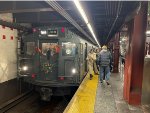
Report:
41,43,58,59
26,42,35,55
62,42,77,56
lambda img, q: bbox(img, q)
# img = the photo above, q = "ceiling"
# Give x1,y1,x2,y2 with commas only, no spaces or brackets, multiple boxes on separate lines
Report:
0,1,140,46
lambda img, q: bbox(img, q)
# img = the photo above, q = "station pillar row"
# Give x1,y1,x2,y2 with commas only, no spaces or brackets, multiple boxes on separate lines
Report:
123,2,148,105
113,33,120,73
108,33,120,73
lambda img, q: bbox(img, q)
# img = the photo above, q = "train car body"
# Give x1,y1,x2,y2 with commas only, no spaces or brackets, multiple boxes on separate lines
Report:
19,27,96,100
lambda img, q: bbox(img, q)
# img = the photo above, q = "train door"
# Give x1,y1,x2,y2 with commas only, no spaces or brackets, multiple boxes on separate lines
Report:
79,43,84,79
39,39,59,80
58,40,78,83
85,43,88,71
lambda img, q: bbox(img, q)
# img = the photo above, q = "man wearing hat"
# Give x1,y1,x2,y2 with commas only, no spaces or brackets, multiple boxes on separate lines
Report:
98,45,112,85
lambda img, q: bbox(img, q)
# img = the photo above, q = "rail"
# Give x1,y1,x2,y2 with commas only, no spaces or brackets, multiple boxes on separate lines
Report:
0,90,33,113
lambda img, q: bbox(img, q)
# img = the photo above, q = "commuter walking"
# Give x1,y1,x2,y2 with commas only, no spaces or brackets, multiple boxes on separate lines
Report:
98,45,112,85
86,49,94,80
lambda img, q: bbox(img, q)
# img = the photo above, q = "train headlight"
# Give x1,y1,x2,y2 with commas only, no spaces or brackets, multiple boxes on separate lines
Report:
72,68,77,74
22,66,28,71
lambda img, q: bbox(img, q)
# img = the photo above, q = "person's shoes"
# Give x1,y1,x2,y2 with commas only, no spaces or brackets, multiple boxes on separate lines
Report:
106,82,110,85
100,81,103,83
90,74,93,80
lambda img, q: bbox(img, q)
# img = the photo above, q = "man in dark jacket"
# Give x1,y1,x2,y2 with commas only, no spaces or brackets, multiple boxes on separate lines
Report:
98,45,112,85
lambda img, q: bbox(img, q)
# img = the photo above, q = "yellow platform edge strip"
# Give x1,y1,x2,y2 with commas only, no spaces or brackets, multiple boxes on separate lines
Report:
63,73,98,113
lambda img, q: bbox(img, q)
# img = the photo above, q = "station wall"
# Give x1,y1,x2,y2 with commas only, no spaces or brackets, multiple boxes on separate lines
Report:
0,13,18,83
0,25,18,83
0,13,31,105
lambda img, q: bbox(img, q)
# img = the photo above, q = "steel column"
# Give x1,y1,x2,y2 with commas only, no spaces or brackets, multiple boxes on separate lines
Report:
123,2,148,105
123,19,134,102
112,33,120,73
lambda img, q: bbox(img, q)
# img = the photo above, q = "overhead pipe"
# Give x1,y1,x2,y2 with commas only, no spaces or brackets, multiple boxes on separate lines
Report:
105,1,122,43
45,0,96,44
0,19,29,30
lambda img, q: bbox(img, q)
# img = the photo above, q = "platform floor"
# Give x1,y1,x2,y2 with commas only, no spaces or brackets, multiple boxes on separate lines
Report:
95,73,150,113
64,72,150,113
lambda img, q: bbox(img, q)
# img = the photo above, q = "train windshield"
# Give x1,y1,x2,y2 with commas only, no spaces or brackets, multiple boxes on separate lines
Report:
42,43,59,58
62,42,77,56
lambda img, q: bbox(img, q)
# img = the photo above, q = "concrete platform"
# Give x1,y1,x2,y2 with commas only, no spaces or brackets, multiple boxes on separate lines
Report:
95,73,149,113
64,72,150,113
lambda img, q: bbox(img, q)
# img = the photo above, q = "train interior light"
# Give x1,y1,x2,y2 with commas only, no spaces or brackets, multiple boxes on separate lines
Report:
40,30,47,35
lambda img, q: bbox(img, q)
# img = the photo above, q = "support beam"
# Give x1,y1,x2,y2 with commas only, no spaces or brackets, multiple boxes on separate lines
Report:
0,8,54,13
0,8,72,14
0,19,29,30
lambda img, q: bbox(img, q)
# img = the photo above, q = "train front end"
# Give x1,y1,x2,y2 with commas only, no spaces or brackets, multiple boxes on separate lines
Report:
19,27,82,101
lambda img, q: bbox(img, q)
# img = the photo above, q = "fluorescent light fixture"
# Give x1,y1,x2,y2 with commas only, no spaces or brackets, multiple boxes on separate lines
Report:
87,23,100,46
146,30,150,34
74,0,88,24
73,0,100,47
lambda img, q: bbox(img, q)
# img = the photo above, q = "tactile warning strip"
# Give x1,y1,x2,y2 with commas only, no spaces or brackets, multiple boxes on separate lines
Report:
63,73,98,113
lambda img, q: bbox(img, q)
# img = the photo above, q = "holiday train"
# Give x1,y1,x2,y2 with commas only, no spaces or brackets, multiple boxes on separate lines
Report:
19,26,96,101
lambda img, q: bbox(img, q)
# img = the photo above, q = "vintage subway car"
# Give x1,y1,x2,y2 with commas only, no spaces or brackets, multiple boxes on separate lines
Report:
19,27,96,100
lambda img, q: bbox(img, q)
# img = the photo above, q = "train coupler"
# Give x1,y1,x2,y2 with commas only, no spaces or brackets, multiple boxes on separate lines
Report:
40,87,52,101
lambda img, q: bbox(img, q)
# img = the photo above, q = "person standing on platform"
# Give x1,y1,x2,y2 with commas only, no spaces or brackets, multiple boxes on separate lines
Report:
86,49,94,80
98,45,112,85
93,48,99,75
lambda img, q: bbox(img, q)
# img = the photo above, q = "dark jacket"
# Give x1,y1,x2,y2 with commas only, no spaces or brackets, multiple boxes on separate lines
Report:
98,50,112,66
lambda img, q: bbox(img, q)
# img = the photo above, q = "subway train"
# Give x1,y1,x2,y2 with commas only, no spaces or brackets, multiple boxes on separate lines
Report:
19,26,96,101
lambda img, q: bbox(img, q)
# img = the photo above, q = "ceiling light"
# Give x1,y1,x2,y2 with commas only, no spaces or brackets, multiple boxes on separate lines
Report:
74,0,88,24
87,23,100,46
73,0,100,47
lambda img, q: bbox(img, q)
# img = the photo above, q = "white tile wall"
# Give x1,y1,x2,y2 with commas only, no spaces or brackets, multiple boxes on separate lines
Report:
0,25,18,83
